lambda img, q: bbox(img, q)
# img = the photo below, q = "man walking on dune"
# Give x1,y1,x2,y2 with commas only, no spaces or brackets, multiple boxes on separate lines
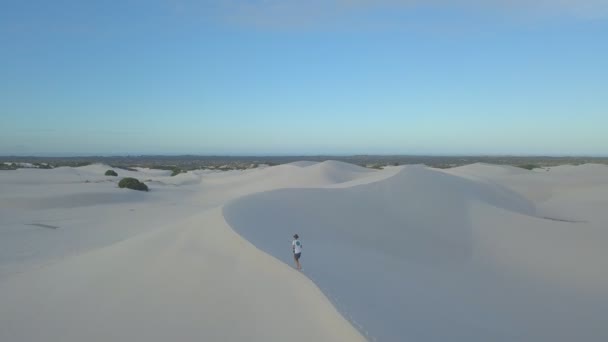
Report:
292,234,302,270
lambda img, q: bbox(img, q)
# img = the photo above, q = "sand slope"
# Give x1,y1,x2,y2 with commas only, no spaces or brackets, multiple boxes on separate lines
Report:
2,162,608,341
0,208,363,342
224,165,608,341
0,162,369,341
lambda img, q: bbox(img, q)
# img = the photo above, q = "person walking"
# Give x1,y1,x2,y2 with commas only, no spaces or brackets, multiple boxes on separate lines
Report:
292,234,302,270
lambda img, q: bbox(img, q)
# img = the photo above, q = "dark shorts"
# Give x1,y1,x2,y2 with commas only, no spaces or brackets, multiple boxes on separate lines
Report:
294,252,301,261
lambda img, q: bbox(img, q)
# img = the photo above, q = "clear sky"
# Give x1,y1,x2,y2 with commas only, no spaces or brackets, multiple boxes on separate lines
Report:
1,0,607,156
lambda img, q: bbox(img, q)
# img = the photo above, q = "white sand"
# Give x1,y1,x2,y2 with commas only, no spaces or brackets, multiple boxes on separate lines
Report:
1,161,607,341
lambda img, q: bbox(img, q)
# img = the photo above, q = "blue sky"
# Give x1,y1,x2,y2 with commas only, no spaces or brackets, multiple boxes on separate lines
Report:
1,0,607,156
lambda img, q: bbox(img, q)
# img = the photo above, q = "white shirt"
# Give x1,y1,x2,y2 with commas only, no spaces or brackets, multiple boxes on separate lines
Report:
292,239,302,254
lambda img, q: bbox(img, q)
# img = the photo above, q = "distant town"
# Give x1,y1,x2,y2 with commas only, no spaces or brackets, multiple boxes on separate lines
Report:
1,155,607,172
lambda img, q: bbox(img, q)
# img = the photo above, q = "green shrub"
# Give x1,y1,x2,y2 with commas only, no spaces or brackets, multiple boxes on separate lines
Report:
105,170,118,176
118,177,149,192
517,164,540,170
0,163,17,170
171,168,183,176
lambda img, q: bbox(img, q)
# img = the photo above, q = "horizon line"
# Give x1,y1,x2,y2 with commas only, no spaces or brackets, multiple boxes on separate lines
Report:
2,153,607,158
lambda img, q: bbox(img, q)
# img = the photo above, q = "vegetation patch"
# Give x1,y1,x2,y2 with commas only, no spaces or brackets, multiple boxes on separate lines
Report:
34,163,53,169
113,165,138,171
171,168,184,176
517,164,540,170
148,165,183,176
105,170,118,176
0,163,17,171
149,165,177,171
118,177,149,192
365,164,385,170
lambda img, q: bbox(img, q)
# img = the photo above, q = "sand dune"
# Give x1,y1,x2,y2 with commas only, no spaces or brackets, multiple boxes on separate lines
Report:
224,166,537,266
197,160,379,206
0,209,363,342
224,164,608,341
446,162,534,177
1,161,607,341
0,162,371,341
287,160,319,167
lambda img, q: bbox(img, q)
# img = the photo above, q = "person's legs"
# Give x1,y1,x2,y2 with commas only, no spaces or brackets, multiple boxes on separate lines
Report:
295,253,301,270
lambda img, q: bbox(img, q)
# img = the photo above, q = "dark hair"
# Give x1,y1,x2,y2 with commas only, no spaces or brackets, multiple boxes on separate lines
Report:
293,234,299,239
